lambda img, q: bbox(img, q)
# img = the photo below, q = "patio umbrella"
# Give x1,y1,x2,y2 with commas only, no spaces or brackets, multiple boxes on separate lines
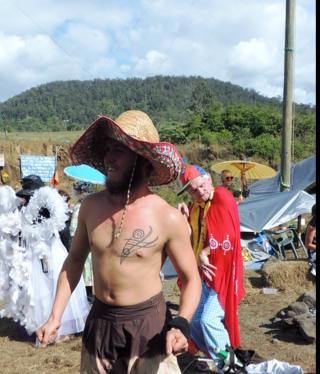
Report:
63,164,106,185
211,160,276,189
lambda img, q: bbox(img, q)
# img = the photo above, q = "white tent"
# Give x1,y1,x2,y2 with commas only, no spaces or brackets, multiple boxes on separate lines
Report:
238,190,315,232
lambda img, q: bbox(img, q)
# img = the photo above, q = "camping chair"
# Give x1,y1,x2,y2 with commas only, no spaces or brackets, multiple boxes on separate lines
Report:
288,226,309,258
264,228,299,260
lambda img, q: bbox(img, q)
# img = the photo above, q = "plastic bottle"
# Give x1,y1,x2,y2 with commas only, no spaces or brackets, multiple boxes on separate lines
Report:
213,347,244,370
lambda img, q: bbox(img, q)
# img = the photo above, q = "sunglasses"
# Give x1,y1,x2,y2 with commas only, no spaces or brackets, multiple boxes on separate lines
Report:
224,176,233,181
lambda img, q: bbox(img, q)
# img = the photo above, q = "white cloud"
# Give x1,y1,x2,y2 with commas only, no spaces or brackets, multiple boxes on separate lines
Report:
0,0,315,105
0,33,26,65
133,50,171,75
228,38,276,73
59,23,111,58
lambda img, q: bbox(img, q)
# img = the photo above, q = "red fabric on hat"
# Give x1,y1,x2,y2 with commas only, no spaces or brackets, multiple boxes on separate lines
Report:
70,115,183,186
205,186,245,348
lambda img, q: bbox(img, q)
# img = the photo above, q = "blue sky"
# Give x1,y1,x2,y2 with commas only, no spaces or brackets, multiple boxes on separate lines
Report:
0,0,315,105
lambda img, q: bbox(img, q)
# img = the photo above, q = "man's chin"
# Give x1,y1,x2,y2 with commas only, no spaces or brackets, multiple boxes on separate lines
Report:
200,195,210,202
105,180,128,195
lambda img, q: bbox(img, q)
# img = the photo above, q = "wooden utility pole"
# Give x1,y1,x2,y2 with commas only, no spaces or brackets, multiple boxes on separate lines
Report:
280,0,295,191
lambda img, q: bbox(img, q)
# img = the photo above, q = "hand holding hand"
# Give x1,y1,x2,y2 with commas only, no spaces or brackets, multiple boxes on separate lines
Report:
166,328,188,356
177,202,190,218
199,250,217,281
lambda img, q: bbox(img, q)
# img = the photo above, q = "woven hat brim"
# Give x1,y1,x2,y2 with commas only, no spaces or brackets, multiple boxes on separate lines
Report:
70,116,183,186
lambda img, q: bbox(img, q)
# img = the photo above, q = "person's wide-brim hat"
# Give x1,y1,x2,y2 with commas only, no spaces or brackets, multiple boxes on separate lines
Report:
70,110,183,186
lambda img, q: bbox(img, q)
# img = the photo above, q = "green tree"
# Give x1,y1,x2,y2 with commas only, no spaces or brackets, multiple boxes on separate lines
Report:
158,122,187,144
245,134,280,160
202,103,225,132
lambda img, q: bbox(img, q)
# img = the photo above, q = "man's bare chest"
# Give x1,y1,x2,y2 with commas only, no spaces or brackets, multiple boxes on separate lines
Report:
88,210,165,261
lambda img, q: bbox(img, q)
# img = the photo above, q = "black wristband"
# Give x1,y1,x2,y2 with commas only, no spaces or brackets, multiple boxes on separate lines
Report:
167,316,190,338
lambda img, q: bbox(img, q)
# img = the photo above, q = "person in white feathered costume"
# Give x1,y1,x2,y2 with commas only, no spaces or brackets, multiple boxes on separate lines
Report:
1,184,89,339
0,186,27,323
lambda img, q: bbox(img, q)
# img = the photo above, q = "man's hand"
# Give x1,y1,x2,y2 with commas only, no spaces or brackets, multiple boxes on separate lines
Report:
177,203,190,218
35,317,61,347
199,250,217,281
166,327,188,355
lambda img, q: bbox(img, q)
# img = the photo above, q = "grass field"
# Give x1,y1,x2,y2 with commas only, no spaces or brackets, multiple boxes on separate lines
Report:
0,131,83,143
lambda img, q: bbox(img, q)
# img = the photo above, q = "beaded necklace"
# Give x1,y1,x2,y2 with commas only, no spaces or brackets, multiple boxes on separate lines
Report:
113,157,137,239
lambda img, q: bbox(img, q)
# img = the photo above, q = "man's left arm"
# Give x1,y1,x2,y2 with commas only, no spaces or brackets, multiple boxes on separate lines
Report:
164,208,201,354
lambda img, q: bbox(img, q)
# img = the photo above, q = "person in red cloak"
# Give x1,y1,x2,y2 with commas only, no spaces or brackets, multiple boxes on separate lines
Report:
177,164,245,366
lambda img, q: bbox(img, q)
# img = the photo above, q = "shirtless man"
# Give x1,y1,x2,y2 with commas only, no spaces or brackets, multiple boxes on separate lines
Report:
36,110,201,373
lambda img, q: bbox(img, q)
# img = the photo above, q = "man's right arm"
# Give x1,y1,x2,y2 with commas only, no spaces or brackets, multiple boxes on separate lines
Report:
36,201,90,345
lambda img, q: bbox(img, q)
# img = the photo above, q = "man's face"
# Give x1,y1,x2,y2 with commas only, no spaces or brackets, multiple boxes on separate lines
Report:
187,174,212,202
221,172,233,187
103,139,137,194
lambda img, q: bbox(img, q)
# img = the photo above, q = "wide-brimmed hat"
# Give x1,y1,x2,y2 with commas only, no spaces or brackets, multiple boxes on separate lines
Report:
70,110,183,186
16,174,44,198
177,164,207,195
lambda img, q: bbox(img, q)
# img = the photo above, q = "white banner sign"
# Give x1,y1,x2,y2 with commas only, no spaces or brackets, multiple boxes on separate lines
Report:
20,155,56,182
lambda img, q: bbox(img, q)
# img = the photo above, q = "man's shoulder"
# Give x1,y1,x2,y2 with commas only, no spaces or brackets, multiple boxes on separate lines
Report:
147,194,181,217
81,190,106,206
145,193,174,211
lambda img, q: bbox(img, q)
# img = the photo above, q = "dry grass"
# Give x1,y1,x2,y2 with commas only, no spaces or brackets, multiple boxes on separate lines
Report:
0,260,316,373
260,259,315,294
0,138,75,191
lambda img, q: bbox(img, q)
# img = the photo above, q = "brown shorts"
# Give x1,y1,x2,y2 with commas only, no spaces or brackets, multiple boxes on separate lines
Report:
80,292,172,374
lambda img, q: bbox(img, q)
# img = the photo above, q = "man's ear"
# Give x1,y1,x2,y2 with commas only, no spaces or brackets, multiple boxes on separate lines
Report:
140,157,153,178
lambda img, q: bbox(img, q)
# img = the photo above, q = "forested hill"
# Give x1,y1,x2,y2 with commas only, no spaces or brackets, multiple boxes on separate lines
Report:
0,75,315,163
0,75,294,131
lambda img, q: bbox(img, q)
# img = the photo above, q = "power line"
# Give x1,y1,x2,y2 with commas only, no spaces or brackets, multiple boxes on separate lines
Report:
11,0,96,80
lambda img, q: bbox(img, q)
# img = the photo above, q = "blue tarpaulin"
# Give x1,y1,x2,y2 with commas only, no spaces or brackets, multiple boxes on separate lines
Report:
239,155,316,232
238,190,315,232
248,155,315,197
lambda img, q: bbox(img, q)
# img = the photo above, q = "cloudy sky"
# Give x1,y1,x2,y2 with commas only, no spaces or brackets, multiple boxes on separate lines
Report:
0,0,315,105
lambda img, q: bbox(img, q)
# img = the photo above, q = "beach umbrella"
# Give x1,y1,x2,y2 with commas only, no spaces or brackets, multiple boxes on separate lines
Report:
211,160,276,188
63,164,106,185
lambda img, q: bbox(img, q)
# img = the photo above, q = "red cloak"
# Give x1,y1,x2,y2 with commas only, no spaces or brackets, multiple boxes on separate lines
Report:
205,186,245,347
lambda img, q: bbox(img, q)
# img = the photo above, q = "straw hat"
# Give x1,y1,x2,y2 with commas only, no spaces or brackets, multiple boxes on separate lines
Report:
70,110,183,186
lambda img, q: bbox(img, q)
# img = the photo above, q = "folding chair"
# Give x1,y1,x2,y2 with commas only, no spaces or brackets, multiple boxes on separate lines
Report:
288,226,309,258
264,228,299,260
